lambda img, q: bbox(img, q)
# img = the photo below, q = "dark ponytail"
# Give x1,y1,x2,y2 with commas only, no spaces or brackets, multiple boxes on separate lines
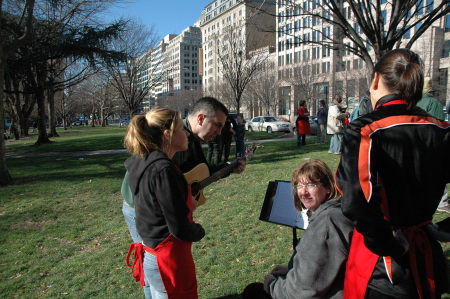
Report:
373,49,424,108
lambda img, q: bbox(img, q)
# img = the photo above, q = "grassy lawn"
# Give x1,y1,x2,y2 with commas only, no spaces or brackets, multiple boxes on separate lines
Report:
1,128,449,298
5,126,288,153
5,126,126,153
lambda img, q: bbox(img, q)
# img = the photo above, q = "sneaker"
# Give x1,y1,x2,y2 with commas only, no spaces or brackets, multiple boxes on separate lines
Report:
437,205,450,213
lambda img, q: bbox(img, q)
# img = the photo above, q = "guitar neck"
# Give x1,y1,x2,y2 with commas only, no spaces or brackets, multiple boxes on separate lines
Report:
196,145,258,191
198,161,237,190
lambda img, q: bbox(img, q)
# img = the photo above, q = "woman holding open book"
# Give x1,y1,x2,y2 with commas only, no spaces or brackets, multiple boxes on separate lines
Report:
243,160,354,298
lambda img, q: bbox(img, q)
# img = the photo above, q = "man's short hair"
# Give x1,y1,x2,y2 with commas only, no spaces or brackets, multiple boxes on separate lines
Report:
189,97,229,117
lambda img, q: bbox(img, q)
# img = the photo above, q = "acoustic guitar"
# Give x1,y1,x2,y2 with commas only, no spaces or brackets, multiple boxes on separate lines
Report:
183,145,259,206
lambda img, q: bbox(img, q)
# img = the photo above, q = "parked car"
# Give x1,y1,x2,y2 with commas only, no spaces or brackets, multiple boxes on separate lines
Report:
292,116,319,135
246,116,291,133
71,120,83,126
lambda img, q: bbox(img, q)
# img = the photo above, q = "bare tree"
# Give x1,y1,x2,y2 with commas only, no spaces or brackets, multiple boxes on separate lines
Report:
106,20,160,117
215,23,271,114
157,89,203,116
206,80,235,110
271,0,450,80
245,57,278,116
0,0,35,185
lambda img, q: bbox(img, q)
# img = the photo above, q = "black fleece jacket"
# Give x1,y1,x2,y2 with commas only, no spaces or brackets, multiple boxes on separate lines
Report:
125,151,205,248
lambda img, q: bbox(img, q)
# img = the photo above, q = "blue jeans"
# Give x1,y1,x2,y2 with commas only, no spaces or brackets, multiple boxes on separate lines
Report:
328,133,343,154
143,252,167,299
122,202,142,243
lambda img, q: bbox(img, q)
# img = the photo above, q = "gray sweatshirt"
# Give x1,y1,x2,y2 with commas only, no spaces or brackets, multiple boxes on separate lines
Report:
270,199,354,299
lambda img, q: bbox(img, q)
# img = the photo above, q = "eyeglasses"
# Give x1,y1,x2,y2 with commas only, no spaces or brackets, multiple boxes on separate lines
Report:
296,183,319,191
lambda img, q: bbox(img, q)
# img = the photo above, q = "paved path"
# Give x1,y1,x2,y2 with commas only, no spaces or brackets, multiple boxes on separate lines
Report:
6,134,299,159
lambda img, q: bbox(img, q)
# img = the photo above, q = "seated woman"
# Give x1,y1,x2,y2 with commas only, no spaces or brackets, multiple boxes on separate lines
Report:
243,160,353,299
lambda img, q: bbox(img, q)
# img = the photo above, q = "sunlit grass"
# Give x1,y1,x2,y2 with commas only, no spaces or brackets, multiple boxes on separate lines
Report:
1,127,449,298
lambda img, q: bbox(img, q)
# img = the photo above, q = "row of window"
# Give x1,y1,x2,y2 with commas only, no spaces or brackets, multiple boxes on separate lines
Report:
278,47,331,66
277,57,365,80
278,30,330,51
203,6,243,31
183,52,199,58
279,25,331,39
183,59,199,65
183,45,199,51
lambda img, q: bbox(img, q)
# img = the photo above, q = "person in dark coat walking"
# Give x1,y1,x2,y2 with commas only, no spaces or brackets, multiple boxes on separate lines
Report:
316,100,328,144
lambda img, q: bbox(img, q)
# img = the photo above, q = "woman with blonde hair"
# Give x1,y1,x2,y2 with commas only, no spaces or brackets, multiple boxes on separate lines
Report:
125,107,204,299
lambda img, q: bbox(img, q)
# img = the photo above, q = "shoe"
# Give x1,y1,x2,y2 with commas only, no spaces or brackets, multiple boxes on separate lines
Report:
437,205,450,213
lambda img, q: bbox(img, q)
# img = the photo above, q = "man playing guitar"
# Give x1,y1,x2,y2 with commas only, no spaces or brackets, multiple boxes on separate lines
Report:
121,97,246,244
173,97,246,192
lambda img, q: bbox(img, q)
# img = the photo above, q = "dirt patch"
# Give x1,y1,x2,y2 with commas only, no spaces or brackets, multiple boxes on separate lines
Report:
11,219,54,230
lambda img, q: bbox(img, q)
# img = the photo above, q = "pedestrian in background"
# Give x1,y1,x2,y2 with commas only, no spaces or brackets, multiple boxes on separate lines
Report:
296,100,311,146
316,100,327,144
350,90,373,122
327,95,347,154
221,116,234,163
416,77,445,121
234,114,246,158
207,135,222,167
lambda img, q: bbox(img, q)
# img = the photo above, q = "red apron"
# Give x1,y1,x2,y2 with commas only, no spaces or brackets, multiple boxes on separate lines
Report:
126,185,198,299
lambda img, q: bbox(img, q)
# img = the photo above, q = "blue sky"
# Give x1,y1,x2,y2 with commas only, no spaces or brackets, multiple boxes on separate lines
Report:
104,0,212,38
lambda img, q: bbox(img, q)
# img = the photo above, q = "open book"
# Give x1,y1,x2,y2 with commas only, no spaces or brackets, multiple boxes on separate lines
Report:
259,180,309,229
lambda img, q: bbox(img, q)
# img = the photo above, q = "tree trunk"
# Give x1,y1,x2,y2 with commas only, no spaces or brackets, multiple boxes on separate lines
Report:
0,57,12,185
35,84,52,145
100,107,106,127
47,88,58,137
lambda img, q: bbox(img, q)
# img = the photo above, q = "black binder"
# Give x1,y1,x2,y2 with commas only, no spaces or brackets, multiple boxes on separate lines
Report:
259,180,308,230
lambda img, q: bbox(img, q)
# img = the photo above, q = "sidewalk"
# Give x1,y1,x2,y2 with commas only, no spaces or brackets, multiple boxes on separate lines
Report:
6,134,298,159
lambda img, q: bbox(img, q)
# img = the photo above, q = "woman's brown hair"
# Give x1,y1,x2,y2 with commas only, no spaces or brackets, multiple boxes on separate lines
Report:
291,160,340,211
372,49,424,108
124,107,182,157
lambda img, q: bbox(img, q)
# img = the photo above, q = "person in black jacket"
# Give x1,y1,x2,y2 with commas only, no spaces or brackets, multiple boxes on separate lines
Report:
121,97,245,244
125,107,204,299
336,49,450,299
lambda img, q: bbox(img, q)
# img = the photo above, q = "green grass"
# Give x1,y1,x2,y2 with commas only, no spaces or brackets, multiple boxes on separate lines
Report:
244,131,291,141
5,126,287,153
5,126,126,153
1,128,449,298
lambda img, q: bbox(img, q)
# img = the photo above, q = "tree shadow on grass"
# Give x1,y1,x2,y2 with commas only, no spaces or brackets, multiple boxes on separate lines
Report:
5,154,129,187
249,141,330,165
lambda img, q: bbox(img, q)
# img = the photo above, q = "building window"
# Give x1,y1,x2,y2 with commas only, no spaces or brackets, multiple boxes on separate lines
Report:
415,21,423,34
426,0,434,12
417,0,424,15
403,28,411,39
381,10,387,25
445,15,450,31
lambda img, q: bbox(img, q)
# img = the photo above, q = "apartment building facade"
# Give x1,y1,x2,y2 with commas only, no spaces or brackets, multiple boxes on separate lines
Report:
199,0,276,95
161,26,202,95
136,27,202,110
275,0,450,121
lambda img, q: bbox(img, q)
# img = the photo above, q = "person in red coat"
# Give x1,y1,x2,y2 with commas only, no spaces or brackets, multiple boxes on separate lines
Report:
296,100,311,146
